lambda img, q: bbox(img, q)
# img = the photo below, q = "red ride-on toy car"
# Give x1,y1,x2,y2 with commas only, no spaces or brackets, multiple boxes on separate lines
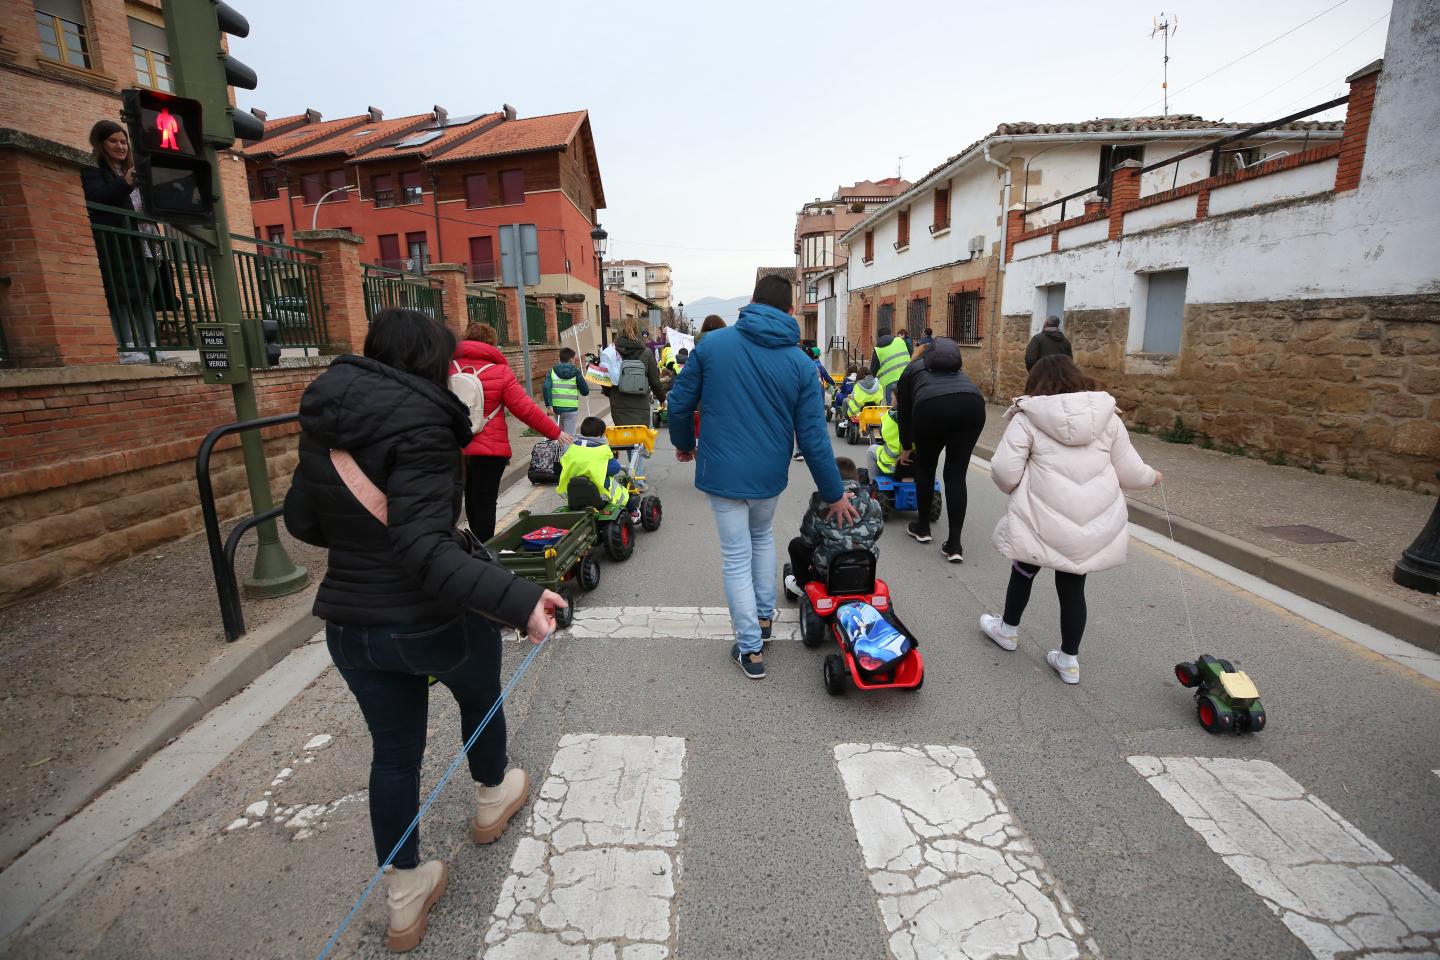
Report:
783,550,924,696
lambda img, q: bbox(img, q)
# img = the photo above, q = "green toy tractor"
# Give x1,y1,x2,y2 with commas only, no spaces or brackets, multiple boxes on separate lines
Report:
1174,654,1266,734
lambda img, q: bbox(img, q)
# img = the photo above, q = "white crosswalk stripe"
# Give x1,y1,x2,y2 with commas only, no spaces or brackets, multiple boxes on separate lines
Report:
568,605,798,640
1131,756,1440,959
835,743,1099,960
483,734,686,960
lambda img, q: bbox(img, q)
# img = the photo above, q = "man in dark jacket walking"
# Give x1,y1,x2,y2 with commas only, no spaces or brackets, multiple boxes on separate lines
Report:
668,274,858,680
1025,315,1073,370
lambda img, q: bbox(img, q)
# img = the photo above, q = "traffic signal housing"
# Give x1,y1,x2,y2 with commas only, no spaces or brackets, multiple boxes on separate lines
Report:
121,88,215,222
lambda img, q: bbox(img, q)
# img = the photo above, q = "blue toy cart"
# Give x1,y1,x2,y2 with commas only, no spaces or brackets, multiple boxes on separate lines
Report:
871,472,942,522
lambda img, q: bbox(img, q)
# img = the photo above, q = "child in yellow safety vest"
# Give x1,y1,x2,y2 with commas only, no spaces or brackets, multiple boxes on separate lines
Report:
867,408,914,480
558,416,636,518
543,347,590,446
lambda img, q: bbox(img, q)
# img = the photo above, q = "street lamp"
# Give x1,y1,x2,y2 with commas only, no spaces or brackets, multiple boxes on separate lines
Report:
591,224,608,346
310,184,351,232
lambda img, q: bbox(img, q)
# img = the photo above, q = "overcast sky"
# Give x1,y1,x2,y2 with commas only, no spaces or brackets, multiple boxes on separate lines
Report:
233,0,1390,306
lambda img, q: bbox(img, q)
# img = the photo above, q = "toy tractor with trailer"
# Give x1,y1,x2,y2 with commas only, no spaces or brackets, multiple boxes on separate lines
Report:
1174,654,1266,733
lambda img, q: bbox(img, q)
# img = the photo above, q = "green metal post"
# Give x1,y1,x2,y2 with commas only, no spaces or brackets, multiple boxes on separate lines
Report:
165,0,306,598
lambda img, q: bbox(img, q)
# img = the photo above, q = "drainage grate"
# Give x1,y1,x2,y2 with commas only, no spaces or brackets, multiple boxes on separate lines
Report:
1259,524,1355,545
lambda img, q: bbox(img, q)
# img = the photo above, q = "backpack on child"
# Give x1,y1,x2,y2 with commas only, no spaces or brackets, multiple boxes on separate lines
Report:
616,358,649,396
448,362,501,435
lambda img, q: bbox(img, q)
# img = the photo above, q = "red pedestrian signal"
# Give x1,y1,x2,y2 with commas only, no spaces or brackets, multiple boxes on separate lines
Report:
121,88,213,222
157,108,180,150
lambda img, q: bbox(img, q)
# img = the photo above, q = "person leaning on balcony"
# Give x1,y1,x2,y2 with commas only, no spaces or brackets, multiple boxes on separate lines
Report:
283,308,565,951
1025,315,1073,371
453,321,571,541
80,120,155,362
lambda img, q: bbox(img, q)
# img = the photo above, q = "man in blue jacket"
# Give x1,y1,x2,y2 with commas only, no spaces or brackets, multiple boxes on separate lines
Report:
668,275,859,679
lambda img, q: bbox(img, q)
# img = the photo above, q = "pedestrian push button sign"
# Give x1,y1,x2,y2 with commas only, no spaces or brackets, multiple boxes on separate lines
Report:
196,323,248,384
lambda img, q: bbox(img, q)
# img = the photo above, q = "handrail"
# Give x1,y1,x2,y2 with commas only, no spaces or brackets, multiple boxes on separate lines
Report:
196,413,300,642
1022,95,1348,224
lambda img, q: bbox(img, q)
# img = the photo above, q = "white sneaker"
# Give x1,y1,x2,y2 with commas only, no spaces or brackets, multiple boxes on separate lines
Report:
783,573,800,597
1046,650,1080,685
979,614,1018,651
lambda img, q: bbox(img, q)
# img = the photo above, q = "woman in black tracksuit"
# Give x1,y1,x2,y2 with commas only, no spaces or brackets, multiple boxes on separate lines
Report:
894,336,987,562
283,308,565,951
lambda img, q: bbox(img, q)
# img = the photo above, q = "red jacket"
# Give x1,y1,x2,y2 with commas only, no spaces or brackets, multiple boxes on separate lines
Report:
452,340,560,458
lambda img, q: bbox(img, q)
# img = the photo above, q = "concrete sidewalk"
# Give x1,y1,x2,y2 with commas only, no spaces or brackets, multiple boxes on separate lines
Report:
0,399,602,870
975,403,1440,650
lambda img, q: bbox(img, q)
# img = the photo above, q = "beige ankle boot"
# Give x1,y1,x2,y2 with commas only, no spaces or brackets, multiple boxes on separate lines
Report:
385,860,448,952
472,768,529,844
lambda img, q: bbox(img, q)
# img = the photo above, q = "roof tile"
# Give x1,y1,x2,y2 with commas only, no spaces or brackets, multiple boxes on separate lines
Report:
429,111,587,164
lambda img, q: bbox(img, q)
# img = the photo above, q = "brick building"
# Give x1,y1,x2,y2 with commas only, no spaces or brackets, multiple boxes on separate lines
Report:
242,103,606,351
792,178,909,346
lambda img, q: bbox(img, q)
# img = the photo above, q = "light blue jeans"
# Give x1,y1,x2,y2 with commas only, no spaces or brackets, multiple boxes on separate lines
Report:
708,494,779,655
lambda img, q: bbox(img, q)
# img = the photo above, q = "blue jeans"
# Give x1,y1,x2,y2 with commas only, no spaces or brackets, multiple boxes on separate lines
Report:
327,612,507,869
708,494,779,654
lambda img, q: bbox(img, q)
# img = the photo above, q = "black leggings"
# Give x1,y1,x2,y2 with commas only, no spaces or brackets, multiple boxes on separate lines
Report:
464,455,508,542
1003,561,1088,655
787,537,815,586
912,393,987,543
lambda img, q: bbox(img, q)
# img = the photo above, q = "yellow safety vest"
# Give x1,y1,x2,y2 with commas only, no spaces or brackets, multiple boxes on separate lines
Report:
874,337,911,389
876,409,905,475
558,442,627,508
846,380,884,418
548,369,580,411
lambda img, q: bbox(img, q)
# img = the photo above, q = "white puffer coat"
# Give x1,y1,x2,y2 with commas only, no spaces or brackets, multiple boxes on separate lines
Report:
990,391,1157,574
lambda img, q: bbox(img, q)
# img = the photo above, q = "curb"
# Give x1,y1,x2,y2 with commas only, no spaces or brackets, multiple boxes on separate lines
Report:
973,443,1440,654
0,587,322,872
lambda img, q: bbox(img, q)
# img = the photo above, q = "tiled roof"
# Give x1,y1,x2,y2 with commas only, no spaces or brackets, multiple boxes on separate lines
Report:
280,113,436,162
352,112,502,164
429,111,588,163
755,266,794,283
240,114,368,158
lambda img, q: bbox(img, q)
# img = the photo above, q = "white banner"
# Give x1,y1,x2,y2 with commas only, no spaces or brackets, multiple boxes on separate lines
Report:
665,327,695,355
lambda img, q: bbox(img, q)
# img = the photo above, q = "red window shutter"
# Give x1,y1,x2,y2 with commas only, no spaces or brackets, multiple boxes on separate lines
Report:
326,168,347,198
378,234,401,262
468,236,495,281
864,230,874,261
301,173,322,204
464,173,490,208
898,209,909,247
501,169,525,205
372,174,395,206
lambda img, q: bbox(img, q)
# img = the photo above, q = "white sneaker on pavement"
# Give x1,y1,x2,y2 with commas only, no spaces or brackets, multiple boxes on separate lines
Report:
783,573,800,597
1046,650,1080,685
979,614,1018,651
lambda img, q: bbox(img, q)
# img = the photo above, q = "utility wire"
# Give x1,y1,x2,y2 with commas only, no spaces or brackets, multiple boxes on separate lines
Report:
1128,0,1354,116
1230,11,1388,116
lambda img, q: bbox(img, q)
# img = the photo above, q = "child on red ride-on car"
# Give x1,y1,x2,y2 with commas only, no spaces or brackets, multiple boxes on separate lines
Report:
783,457,885,596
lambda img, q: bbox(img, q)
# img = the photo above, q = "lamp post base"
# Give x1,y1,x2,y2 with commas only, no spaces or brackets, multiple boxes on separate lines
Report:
1392,471,1440,595
243,539,311,599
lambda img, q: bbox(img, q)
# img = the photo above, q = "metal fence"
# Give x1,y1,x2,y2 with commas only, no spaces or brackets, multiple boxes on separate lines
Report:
466,292,509,345
362,263,444,324
231,234,328,352
525,299,545,344
87,201,219,360
556,307,572,336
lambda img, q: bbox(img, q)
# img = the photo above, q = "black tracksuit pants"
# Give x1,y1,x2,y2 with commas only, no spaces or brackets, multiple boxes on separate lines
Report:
911,393,987,547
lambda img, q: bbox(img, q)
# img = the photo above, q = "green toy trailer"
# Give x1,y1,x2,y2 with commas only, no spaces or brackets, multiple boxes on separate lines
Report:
487,510,601,629
1174,654,1266,734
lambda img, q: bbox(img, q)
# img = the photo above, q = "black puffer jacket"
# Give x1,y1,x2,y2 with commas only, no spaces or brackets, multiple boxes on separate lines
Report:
283,355,542,628
895,337,982,449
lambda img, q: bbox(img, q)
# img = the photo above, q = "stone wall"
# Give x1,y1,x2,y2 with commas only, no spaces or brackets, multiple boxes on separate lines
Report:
998,293,1439,490
0,359,329,606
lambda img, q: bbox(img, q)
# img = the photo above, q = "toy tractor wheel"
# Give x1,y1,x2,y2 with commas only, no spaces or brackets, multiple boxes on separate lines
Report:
639,495,663,531
604,514,635,561
782,563,799,602
835,418,846,438
846,422,859,445
927,489,943,523
1174,661,1201,688
1245,701,1266,732
1218,658,1236,673
799,595,825,648
1197,694,1233,734
578,554,601,592
555,597,575,630
877,493,892,522
825,406,834,422
823,654,846,696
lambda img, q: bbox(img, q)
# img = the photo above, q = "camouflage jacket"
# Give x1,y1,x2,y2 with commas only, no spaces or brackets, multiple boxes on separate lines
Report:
800,479,884,575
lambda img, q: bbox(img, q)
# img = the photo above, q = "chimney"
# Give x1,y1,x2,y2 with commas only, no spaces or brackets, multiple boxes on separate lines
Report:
304,108,321,124
503,103,518,121
250,108,267,121
433,105,448,126
367,106,384,122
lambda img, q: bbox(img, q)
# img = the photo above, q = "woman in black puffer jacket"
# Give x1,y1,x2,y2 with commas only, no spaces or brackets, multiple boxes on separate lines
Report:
284,308,564,952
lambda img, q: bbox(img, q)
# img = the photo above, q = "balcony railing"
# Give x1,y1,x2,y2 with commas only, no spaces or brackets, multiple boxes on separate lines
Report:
466,292,508,345
361,263,444,324
467,260,498,283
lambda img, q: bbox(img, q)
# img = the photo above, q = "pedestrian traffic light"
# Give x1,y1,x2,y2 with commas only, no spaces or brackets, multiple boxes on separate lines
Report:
161,0,263,146
121,88,215,222
260,316,281,367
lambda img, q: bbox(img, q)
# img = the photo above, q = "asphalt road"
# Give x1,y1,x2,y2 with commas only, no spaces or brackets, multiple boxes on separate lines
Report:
9,427,1440,960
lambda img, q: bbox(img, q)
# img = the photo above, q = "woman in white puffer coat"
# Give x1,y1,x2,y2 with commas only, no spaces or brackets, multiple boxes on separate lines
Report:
980,356,1161,685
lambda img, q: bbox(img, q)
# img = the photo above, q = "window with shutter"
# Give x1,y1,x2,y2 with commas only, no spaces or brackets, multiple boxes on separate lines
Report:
35,0,90,68
301,173,323,205
932,186,950,232
896,209,910,249
464,173,491,208
400,172,423,205
372,174,395,208
863,230,874,263
500,169,525,205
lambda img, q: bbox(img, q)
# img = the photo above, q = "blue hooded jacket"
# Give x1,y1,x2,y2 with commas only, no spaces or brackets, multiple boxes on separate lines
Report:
667,303,843,503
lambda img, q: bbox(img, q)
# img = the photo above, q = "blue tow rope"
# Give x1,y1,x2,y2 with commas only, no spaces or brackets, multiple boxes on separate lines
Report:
315,635,549,960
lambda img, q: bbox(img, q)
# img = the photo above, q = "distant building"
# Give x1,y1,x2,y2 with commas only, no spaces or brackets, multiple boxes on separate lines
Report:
794,179,910,346
604,260,673,310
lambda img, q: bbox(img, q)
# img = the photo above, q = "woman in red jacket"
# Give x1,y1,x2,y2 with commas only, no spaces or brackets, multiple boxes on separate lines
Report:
453,322,569,540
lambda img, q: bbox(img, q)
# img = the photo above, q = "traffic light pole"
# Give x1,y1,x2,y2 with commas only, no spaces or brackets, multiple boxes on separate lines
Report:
164,0,306,599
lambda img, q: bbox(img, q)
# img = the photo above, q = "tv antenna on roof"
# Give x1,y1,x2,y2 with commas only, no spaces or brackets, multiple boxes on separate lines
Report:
897,155,908,179
1151,12,1179,116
